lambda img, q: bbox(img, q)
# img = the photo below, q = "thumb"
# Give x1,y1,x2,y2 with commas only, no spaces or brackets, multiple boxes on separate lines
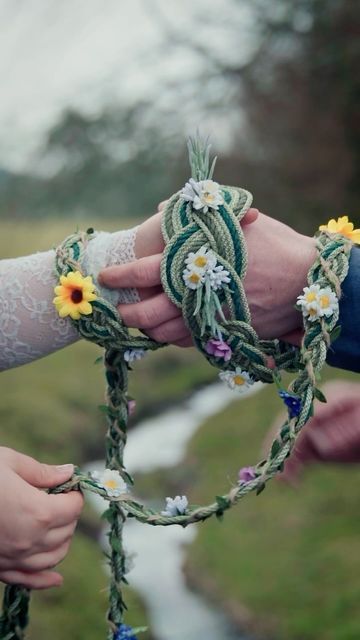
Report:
4,449,74,488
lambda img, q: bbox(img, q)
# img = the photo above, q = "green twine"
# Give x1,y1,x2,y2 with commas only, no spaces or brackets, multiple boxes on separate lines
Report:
0,138,353,640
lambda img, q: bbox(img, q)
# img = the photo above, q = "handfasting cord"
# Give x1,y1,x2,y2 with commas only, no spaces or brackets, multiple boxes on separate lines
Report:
0,137,354,640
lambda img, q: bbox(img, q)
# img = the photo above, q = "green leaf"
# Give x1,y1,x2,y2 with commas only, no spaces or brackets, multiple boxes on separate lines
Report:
216,496,229,511
100,508,113,522
256,483,266,496
98,404,110,414
94,356,103,365
132,627,148,635
330,325,342,343
270,439,281,459
314,387,327,403
109,534,122,553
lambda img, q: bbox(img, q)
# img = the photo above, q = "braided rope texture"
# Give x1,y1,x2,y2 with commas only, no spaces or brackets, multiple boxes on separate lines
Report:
0,207,352,638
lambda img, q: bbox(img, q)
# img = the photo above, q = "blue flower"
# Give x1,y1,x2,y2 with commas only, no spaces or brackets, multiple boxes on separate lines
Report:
279,390,302,419
114,624,138,640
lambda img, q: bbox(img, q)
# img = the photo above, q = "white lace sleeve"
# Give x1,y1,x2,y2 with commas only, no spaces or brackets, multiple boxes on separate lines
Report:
0,227,140,371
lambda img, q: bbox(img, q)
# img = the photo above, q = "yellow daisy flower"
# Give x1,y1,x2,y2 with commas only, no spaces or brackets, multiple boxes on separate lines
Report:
319,216,360,244
53,270,97,320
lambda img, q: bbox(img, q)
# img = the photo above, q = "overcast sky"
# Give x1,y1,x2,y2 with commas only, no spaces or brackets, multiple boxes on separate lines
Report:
0,0,254,170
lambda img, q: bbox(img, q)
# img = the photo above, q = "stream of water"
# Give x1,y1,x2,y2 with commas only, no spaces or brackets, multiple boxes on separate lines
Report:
85,382,261,640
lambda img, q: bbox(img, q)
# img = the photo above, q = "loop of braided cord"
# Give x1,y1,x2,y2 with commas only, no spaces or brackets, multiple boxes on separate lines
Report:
0,138,353,639
161,187,299,383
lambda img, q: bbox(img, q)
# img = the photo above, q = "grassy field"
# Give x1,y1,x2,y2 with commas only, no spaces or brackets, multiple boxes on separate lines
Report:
0,219,214,638
179,368,360,640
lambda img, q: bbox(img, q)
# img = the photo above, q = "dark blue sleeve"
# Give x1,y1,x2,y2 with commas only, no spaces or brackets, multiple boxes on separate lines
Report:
326,247,360,373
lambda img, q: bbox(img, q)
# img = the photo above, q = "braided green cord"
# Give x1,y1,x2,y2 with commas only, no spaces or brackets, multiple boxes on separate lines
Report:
0,138,353,639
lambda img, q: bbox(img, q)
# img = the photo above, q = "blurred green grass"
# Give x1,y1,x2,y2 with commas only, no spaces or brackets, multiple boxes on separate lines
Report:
181,369,360,640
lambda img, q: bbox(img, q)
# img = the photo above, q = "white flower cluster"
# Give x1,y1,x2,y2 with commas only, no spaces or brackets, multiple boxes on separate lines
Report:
219,368,254,394
183,245,230,291
92,468,128,498
181,178,224,213
124,348,146,363
297,284,338,322
161,495,188,516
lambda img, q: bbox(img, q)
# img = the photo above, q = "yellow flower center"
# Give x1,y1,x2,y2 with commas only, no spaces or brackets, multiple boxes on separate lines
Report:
71,288,83,304
104,479,118,490
234,375,245,386
194,256,207,268
203,191,215,203
305,292,317,303
189,273,200,284
320,294,330,308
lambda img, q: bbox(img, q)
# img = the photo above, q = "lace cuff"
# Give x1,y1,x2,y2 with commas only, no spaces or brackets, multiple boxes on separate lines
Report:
0,226,139,371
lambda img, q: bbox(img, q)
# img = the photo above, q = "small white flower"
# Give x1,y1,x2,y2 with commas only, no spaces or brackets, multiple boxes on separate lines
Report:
185,245,217,274
208,265,231,291
317,286,339,318
183,268,205,290
124,348,146,363
161,495,188,516
97,468,128,498
219,368,254,393
181,178,223,213
297,284,338,322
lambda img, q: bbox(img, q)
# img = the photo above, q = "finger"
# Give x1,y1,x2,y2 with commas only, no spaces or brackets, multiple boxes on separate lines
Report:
146,317,190,344
99,254,162,290
241,208,259,225
118,293,180,330
35,521,77,554
174,336,194,348
44,490,84,528
137,285,162,301
0,448,74,489
158,200,168,212
0,569,63,589
17,541,71,572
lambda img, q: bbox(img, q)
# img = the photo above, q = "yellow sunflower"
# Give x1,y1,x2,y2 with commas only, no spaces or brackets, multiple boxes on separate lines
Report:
319,216,360,244
53,271,97,320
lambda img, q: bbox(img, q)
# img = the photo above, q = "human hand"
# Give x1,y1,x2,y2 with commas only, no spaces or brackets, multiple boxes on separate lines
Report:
99,204,259,346
0,448,83,589
266,381,360,483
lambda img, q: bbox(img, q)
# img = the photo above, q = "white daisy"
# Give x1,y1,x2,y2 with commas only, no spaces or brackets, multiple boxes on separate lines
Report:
219,368,254,393
317,286,339,318
208,264,231,291
181,178,223,213
183,268,205,290
185,245,217,274
124,348,146,363
161,495,188,516
297,284,338,321
96,468,128,498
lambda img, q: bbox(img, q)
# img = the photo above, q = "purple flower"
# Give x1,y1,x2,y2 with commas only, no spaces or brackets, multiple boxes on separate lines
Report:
127,400,136,416
114,624,138,640
279,390,302,419
205,338,232,362
238,466,256,483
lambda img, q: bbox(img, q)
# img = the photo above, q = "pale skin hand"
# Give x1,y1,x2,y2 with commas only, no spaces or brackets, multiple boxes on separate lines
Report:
99,205,316,346
269,381,360,484
0,448,83,589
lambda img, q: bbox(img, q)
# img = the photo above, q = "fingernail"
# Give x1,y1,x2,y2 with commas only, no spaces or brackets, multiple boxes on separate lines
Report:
56,464,74,473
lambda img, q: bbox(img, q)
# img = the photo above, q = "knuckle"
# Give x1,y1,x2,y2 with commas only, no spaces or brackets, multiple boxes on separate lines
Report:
137,306,158,328
136,262,154,287
148,326,167,343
